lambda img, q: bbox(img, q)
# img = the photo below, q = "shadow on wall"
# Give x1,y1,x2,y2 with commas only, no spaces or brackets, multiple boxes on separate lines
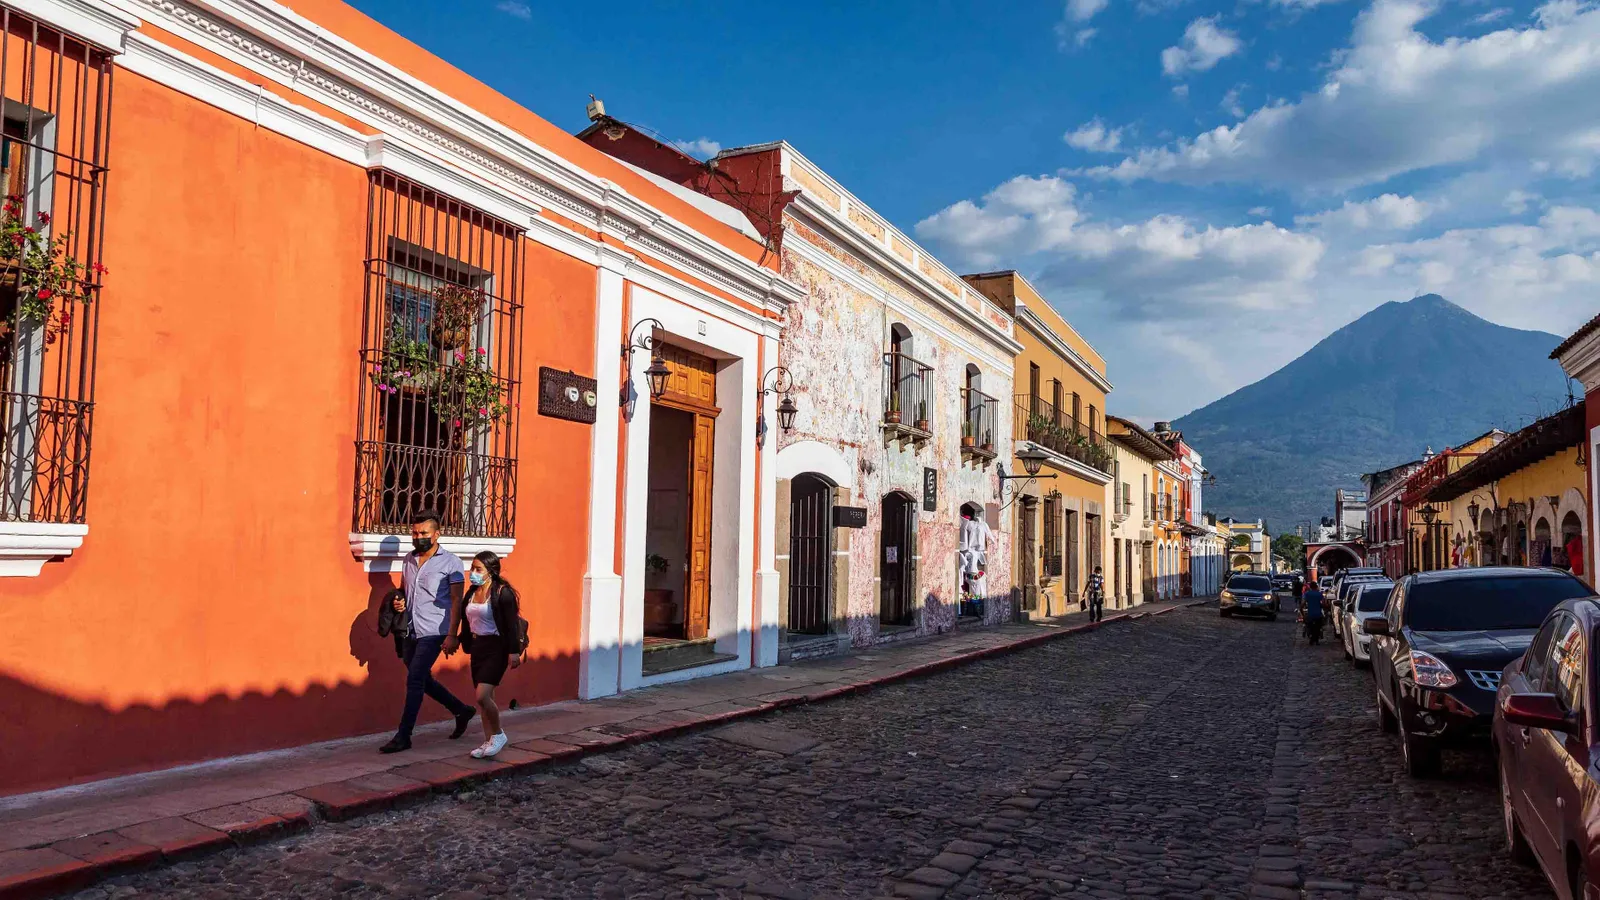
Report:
0,573,577,796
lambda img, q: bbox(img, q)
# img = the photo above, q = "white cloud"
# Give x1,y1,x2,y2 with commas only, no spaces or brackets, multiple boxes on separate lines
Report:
1248,206,1273,217
915,175,1324,320
1067,0,1109,21
1071,27,1099,48
1172,83,1191,98
671,138,722,159
1084,0,1600,190
1471,8,1512,25
1065,119,1123,152
1220,86,1246,118
495,1,532,20
1272,0,1349,6
1295,193,1433,230
1504,189,1541,214
1161,16,1244,77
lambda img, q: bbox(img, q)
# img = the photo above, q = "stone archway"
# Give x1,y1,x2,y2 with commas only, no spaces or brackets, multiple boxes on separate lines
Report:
1309,543,1362,577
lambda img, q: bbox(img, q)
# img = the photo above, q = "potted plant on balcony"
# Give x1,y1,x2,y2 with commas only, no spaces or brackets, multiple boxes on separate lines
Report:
961,420,976,449
981,430,994,454
886,393,902,425
0,197,95,349
915,401,929,432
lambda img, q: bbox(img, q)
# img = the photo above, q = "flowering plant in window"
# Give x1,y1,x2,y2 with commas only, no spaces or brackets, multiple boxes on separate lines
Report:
0,195,98,346
432,347,510,431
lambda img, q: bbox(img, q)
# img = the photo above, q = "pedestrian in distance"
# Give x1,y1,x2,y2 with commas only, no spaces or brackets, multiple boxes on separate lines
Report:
380,510,477,754
457,550,528,758
1299,579,1326,645
1085,565,1106,623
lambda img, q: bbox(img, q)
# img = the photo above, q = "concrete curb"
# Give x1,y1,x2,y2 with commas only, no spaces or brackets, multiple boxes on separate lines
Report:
0,601,1196,900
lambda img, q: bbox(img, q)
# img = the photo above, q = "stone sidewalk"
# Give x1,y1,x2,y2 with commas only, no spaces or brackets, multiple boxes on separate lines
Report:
0,597,1208,899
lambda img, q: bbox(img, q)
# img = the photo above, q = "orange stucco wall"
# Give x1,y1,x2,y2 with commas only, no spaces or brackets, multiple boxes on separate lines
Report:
0,69,595,794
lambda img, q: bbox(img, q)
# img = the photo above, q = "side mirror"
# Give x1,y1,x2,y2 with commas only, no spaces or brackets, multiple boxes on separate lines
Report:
1363,618,1391,636
1502,693,1580,734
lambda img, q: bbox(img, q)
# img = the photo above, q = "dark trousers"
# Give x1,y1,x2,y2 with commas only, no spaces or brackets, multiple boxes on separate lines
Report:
1088,594,1104,622
397,635,472,740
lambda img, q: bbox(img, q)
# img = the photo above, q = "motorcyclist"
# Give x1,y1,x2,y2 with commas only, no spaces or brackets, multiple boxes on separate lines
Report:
1300,580,1326,645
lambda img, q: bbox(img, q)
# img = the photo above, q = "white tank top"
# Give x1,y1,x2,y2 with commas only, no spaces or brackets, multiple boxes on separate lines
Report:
465,598,499,636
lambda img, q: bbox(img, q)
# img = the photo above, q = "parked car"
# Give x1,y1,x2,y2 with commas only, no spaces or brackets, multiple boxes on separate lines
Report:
1367,567,1593,777
1494,595,1600,899
1332,572,1390,640
1220,573,1278,620
1341,581,1393,666
1319,575,1334,597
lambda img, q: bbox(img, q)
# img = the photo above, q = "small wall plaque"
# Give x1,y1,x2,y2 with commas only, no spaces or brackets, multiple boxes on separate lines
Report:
835,505,867,529
538,367,598,424
923,467,938,512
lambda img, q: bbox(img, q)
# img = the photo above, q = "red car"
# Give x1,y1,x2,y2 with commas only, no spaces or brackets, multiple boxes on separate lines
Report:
1495,595,1600,899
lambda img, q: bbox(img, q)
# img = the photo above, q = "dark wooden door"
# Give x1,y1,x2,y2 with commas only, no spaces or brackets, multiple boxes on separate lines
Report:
1125,540,1134,600
1065,510,1079,602
1141,542,1154,600
788,474,832,634
881,493,914,626
1018,499,1038,612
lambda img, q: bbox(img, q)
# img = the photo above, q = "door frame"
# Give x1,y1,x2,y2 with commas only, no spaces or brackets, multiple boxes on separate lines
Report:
880,490,917,627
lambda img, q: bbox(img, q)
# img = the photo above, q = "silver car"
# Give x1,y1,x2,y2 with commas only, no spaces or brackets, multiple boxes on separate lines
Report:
1341,580,1393,666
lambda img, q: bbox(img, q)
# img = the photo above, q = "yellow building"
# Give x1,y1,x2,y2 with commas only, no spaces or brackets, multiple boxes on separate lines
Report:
1401,429,1507,572
1426,403,1589,578
1106,417,1174,606
965,271,1113,618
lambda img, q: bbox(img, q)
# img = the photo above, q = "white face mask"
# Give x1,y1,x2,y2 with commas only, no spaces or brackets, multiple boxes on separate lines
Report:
470,571,489,586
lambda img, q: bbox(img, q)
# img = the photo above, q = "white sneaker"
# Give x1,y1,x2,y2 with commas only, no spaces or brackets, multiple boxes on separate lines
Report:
470,740,493,759
482,732,509,757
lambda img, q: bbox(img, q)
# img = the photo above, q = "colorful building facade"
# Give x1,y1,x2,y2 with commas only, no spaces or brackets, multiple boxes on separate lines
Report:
0,0,803,794
1554,315,1600,586
963,271,1111,619
1107,416,1172,606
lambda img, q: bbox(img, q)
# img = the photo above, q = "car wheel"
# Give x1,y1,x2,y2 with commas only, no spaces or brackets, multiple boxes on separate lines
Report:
1500,758,1536,866
1571,856,1590,900
1343,633,1353,661
1402,731,1442,778
1376,681,1399,734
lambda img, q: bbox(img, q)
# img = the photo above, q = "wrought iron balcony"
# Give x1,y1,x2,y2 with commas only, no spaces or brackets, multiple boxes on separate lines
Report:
1013,395,1114,475
882,352,933,446
961,387,998,461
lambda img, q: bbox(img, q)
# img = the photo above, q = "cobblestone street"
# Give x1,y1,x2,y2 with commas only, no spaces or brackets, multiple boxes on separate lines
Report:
75,608,1554,900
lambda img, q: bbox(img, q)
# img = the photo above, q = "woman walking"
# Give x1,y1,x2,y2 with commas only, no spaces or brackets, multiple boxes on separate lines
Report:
457,551,526,758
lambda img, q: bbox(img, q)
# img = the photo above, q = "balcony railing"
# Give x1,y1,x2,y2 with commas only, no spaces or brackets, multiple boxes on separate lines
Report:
1014,395,1113,474
961,387,998,453
883,352,933,432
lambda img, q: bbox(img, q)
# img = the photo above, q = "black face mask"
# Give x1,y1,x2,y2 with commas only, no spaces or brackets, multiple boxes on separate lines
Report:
413,537,433,553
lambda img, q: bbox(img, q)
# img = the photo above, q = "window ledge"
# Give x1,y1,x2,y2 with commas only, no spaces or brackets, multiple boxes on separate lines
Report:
349,533,517,573
0,521,89,577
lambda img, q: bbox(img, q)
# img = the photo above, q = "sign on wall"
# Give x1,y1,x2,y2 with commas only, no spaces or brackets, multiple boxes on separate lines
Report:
923,467,938,512
835,506,867,528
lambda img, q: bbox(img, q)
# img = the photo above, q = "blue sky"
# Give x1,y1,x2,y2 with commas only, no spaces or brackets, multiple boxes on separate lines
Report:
346,0,1600,421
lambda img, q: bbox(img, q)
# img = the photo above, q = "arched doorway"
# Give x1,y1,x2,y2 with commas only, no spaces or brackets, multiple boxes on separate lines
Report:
1534,517,1553,567
787,473,834,635
1311,544,1361,577
1515,519,1529,567
881,492,916,626
1562,511,1584,570
1231,553,1252,571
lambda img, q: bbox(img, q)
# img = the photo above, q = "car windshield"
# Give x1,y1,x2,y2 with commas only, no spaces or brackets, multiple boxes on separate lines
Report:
1404,575,1593,631
1356,586,1392,612
1229,576,1271,591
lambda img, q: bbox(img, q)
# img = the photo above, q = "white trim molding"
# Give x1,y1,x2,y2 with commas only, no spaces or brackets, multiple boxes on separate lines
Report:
348,533,516,573
1024,440,1113,486
0,521,89,577
1556,324,1600,393
773,439,855,490
121,0,805,319
11,0,141,52
1015,304,1113,394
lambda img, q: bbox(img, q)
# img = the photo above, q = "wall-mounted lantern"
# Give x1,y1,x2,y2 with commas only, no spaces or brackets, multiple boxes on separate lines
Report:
621,318,670,406
756,366,799,448
1467,499,1481,530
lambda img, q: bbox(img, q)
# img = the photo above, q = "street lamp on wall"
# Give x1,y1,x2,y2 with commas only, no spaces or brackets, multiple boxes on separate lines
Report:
755,366,799,448
1417,503,1438,525
620,318,670,406
1467,499,1481,530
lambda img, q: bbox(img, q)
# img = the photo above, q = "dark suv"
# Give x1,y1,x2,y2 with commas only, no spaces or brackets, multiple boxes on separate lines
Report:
1220,573,1277,620
1366,567,1594,777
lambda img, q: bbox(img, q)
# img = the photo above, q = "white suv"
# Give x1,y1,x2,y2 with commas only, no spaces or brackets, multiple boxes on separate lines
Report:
1341,580,1393,665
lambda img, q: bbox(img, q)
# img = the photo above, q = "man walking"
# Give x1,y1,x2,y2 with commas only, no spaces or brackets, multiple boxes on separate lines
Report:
380,510,476,754
1085,565,1106,623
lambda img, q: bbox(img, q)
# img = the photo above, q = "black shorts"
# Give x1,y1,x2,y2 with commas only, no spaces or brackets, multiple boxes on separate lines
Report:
469,633,509,686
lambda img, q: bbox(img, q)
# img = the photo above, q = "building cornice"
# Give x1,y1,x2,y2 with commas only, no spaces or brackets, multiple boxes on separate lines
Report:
1022,441,1113,486
12,0,141,52
1556,321,1600,393
119,0,804,317
1015,303,1113,394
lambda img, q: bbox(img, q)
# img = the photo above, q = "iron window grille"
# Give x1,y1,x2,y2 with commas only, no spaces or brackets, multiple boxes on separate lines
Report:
883,351,932,429
353,172,523,539
1042,496,1062,578
0,10,112,525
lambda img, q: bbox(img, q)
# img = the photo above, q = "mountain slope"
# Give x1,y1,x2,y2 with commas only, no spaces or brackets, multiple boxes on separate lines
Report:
1172,294,1571,534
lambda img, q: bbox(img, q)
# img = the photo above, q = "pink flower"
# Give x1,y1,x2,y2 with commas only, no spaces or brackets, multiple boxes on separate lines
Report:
453,419,462,428
476,347,487,356
454,350,466,363
478,407,489,416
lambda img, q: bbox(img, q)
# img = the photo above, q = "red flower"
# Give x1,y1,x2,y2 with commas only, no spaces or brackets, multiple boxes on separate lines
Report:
91,263,107,275
10,233,24,246
36,288,52,300
57,309,70,325
23,226,35,235
35,211,49,225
